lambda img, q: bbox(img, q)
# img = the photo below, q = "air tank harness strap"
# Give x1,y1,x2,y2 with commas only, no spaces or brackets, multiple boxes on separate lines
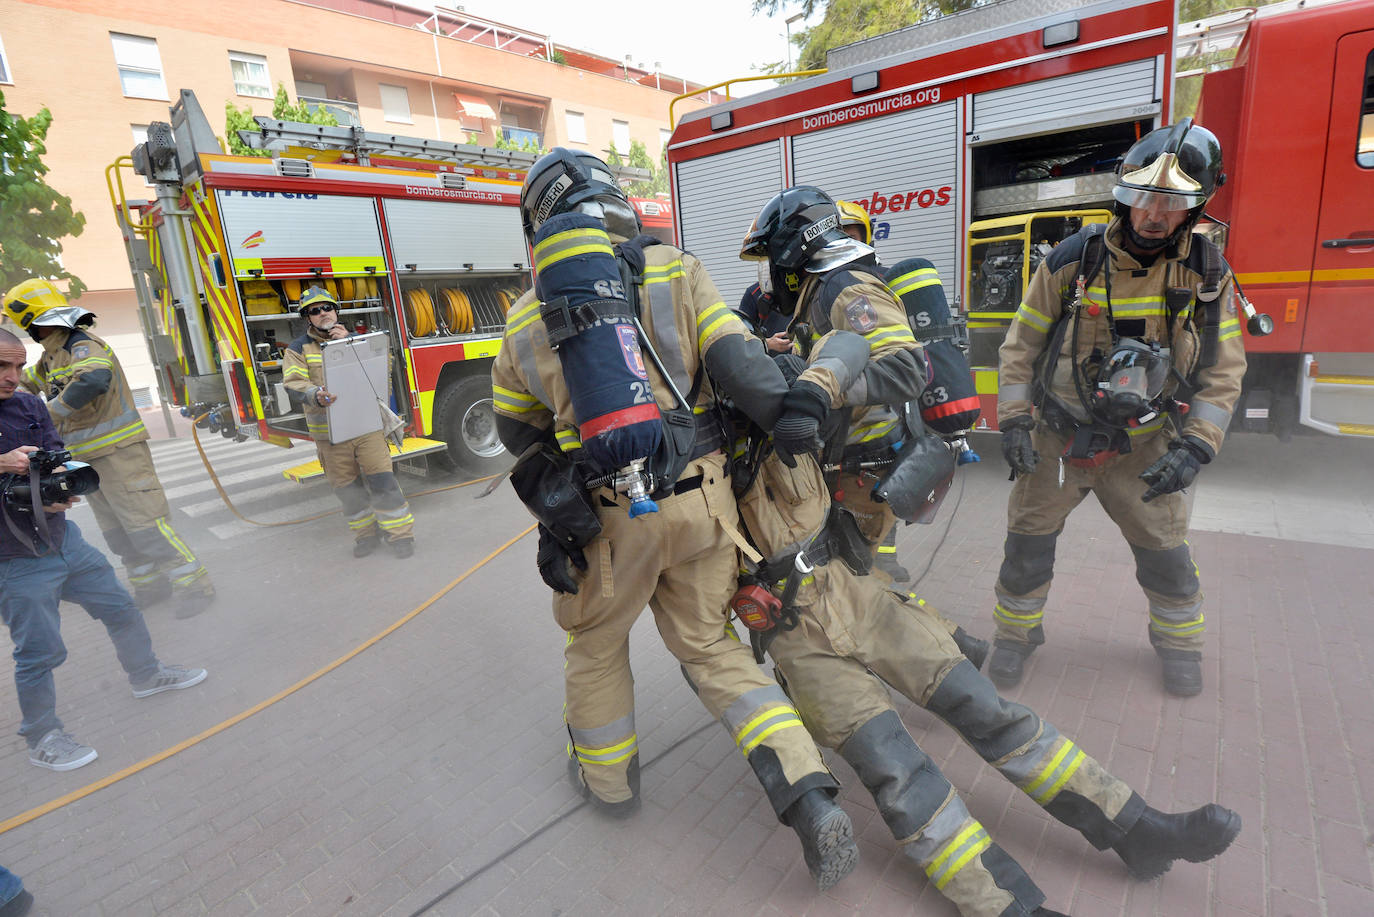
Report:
1191,233,1225,372
748,548,820,662
540,296,633,347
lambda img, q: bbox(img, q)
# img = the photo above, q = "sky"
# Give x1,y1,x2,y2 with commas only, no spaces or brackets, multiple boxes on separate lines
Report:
458,0,820,94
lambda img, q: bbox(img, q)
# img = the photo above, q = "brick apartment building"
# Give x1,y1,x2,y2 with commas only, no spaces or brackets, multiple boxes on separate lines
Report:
1,0,717,401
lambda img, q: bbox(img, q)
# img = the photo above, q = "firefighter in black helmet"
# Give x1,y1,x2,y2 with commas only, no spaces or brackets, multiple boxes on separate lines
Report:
493,149,860,890
991,119,1247,696
740,186,989,666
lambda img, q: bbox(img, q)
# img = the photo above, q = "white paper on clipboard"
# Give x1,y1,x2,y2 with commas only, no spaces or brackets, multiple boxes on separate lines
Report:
321,331,390,444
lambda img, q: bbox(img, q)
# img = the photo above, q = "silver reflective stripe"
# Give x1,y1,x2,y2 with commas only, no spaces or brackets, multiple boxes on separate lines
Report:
721,684,793,735
1189,398,1232,431
569,713,636,749
904,794,969,863
66,407,146,454
511,325,553,411
1001,383,1031,403
645,273,693,396
995,723,1058,785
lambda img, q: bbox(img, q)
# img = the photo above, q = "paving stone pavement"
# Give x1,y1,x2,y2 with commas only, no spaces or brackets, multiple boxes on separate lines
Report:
0,429,1371,916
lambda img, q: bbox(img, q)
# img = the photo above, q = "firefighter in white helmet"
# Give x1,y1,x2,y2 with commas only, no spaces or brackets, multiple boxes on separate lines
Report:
281,286,415,559
3,279,215,618
991,119,1248,696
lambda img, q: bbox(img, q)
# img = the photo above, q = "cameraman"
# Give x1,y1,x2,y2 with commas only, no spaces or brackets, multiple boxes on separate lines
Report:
0,328,206,772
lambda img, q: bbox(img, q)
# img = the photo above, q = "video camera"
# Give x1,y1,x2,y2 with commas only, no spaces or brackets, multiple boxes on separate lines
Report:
0,449,101,513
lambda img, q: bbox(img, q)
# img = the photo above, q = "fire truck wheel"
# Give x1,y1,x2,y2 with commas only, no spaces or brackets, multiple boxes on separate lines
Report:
433,376,511,476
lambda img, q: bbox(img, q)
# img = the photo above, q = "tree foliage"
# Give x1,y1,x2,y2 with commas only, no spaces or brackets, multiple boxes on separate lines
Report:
0,91,86,298
754,0,984,75
622,140,670,197
225,84,338,156
1173,0,1288,120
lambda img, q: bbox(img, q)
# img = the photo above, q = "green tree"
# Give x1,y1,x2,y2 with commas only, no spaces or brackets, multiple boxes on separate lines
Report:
623,140,665,197
226,83,338,156
1172,0,1287,120
753,0,983,75
0,92,86,297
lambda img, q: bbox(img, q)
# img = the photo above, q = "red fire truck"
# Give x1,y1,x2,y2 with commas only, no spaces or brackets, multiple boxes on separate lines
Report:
110,91,652,475
667,0,1374,439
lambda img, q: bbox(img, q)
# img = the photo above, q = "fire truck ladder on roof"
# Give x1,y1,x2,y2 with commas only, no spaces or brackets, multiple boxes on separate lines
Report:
239,118,651,182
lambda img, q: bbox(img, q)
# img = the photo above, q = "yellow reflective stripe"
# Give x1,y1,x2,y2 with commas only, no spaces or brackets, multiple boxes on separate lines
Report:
532,226,614,272
993,603,1042,628
1110,305,1167,318
556,428,582,451
1023,740,1075,799
644,259,685,282
925,822,987,887
1126,417,1166,437
505,298,541,334
378,514,414,529
1149,612,1205,634
888,268,940,297
735,706,806,755
696,301,740,350
155,518,196,564
852,418,898,442
283,365,310,378
863,324,917,348
1034,748,1086,804
1015,303,1052,332
305,356,322,365
68,419,148,456
575,734,639,766
492,384,541,413
877,545,896,554
1218,317,1241,341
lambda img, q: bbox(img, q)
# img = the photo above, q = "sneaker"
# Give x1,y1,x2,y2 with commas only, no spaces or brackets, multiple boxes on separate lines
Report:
353,536,381,558
0,889,34,917
132,664,207,698
29,729,98,771
390,538,415,559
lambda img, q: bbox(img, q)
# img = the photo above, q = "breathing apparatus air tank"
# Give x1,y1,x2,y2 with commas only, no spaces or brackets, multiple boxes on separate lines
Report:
533,212,663,517
886,258,981,464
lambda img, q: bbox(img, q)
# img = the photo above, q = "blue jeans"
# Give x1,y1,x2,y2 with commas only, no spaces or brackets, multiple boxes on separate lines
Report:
0,520,160,747
0,865,22,905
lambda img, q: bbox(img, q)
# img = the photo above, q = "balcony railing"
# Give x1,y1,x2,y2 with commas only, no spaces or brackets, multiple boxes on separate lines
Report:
299,96,362,127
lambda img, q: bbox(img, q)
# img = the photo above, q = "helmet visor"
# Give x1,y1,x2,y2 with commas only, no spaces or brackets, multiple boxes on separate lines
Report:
1112,186,1203,212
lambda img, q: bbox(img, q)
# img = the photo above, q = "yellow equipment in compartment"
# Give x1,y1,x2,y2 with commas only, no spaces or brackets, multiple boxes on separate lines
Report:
440,288,474,334
404,288,437,336
242,279,285,316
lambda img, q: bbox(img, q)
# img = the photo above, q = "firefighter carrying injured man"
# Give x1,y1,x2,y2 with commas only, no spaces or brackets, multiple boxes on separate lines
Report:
724,186,1242,915
491,148,862,890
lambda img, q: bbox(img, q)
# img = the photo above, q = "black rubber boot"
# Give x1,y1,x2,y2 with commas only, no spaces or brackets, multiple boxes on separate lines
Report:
353,535,380,558
133,578,172,608
783,788,859,891
1156,648,1203,697
1112,803,1242,880
989,642,1034,689
1030,908,1070,917
876,555,911,583
567,754,641,819
952,627,990,671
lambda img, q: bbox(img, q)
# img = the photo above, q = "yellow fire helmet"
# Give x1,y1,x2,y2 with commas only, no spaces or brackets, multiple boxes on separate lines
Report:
297,285,340,316
2,278,95,339
836,200,873,246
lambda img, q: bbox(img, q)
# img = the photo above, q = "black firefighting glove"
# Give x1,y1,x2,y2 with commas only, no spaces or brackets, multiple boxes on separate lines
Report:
1139,435,1214,503
1000,415,1039,480
772,352,807,387
536,524,587,595
772,380,829,468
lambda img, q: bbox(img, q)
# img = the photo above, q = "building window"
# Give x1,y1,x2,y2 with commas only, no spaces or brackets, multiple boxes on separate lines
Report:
110,33,167,100
566,110,586,144
0,34,12,84
229,51,272,99
379,83,412,124
660,128,672,154
612,119,630,155
1358,50,1374,168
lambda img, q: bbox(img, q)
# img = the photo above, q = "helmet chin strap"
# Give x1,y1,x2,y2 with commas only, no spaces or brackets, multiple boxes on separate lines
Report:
1123,221,1172,252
